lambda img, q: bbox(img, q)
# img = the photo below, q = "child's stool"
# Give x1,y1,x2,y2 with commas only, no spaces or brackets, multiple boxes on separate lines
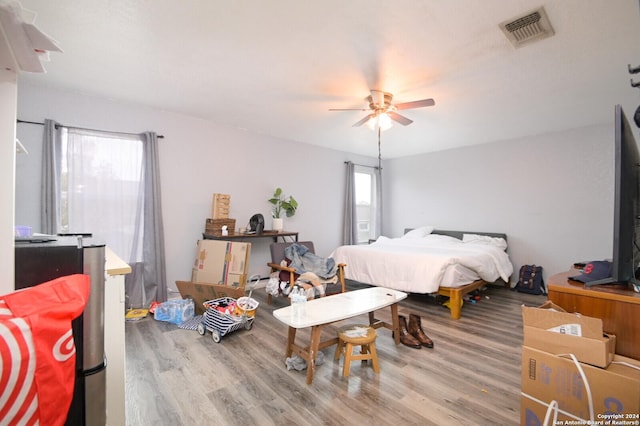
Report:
333,324,380,377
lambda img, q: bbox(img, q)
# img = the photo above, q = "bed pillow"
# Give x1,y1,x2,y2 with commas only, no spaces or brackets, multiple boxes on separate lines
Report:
462,233,508,250
402,226,435,239
423,234,463,244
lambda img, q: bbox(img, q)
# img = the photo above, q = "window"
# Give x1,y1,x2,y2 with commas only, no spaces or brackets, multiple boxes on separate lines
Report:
60,128,144,262
43,119,166,308
354,166,378,244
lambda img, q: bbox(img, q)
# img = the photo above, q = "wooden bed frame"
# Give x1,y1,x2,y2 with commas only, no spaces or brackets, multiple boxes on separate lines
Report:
405,229,510,320
436,279,489,320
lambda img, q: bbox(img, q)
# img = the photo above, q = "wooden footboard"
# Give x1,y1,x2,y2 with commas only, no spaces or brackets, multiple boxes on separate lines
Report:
437,280,487,320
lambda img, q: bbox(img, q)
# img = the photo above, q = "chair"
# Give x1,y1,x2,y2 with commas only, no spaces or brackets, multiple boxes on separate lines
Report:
266,241,346,304
333,324,380,377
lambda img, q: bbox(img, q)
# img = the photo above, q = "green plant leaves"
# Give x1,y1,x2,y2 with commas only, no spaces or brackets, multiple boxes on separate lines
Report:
269,188,297,218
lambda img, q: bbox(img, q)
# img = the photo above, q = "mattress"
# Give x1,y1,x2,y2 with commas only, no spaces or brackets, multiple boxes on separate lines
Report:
440,264,481,288
331,234,513,294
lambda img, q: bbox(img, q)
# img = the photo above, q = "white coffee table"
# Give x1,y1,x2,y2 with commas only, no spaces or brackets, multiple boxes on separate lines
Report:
273,287,407,384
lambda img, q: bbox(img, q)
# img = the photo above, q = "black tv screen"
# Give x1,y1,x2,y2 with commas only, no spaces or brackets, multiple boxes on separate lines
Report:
587,105,640,288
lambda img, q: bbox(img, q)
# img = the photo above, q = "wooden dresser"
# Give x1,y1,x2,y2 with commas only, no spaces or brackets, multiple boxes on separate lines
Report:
547,270,640,360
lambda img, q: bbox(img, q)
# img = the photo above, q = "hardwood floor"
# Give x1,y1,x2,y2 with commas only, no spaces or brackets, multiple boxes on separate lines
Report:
124,282,545,425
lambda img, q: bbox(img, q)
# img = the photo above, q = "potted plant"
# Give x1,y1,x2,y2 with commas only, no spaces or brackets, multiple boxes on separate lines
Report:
268,187,298,231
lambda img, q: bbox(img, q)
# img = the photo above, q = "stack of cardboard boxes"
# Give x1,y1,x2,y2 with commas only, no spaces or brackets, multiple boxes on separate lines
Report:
177,240,251,315
521,302,640,423
177,193,252,315
205,193,236,236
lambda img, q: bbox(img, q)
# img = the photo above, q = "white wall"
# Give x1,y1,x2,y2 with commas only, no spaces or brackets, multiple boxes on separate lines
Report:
384,124,614,281
16,83,374,300
16,83,621,294
0,66,17,297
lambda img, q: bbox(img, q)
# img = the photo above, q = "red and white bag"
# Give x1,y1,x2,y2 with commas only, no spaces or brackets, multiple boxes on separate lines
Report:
0,274,90,426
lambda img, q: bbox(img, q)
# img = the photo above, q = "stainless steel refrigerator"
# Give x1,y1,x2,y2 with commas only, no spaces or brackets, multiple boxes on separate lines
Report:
15,235,107,426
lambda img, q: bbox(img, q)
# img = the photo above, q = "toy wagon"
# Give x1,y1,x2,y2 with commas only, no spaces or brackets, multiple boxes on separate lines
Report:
197,275,260,342
196,297,251,342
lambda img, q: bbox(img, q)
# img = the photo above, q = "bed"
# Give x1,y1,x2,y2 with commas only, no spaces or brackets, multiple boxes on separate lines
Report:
330,227,514,319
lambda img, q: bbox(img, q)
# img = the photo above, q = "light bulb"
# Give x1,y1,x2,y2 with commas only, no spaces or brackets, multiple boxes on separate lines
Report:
378,113,392,131
365,116,377,130
365,113,393,131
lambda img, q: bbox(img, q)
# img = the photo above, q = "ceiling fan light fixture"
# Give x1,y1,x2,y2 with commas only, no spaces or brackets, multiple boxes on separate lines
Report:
378,112,392,131
366,112,393,131
330,89,434,129
365,117,376,130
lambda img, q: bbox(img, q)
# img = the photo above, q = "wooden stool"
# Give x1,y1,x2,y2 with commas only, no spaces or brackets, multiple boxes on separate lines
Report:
333,324,380,377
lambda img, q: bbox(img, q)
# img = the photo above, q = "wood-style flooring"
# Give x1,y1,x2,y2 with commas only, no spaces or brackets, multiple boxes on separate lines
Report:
124,282,545,425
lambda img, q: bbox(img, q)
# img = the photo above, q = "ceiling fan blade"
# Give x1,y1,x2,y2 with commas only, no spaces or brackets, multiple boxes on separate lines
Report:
394,98,435,110
388,112,413,126
352,114,374,127
329,108,370,111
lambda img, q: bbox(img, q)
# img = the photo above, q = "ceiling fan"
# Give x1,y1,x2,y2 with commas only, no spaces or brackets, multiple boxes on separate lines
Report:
329,89,435,129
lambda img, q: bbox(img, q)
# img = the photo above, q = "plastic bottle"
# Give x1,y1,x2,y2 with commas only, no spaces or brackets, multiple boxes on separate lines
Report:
290,286,306,322
290,286,300,321
299,286,308,320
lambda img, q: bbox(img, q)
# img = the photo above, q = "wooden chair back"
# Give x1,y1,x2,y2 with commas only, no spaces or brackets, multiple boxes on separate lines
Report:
269,241,315,264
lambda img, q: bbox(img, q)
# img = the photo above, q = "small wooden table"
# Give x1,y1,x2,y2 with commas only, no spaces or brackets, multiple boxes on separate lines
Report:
203,230,298,242
548,270,640,360
273,287,407,384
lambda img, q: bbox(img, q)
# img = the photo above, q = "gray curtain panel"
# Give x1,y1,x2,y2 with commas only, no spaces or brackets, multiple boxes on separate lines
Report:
125,132,168,307
342,161,357,245
374,164,383,238
142,132,167,304
41,119,62,234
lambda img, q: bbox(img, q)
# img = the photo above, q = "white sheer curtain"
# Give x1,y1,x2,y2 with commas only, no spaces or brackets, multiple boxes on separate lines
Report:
42,121,167,308
64,128,144,260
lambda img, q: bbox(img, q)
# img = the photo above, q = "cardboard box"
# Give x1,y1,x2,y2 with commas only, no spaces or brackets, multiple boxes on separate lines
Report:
192,240,250,288
521,346,640,424
191,269,247,289
176,281,246,315
522,303,616,367
211,193,230,219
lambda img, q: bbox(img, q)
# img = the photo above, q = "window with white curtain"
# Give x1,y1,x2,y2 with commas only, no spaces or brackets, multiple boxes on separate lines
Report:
60,127,144,263
43,119,166,308
354,165,378,244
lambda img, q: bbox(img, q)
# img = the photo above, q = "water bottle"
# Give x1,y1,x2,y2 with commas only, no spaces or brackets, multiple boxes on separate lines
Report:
297,286,307,320
289,286,297,320
290,286,306,322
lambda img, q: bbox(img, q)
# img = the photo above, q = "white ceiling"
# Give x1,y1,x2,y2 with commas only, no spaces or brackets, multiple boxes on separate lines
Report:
13,0,640,158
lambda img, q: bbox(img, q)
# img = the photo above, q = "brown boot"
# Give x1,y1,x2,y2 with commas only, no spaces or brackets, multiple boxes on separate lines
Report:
398,315,422,349
408,313,434,348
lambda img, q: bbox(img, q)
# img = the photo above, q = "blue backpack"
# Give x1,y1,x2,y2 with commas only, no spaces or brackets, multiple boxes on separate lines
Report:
515,264,546,295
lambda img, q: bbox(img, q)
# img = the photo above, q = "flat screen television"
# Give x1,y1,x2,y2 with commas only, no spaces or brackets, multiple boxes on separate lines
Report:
586,105,640,289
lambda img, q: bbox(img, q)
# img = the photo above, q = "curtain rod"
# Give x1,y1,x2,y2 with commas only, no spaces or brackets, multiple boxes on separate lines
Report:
343,161,380,169
17,119,165,139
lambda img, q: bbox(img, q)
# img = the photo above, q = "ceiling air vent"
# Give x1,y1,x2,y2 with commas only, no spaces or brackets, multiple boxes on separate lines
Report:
500,7,554,48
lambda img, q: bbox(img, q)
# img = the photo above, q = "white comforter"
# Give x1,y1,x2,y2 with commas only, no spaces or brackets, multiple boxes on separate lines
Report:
330,234,514,294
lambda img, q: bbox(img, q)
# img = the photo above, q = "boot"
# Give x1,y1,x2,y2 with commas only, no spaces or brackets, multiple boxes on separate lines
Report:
398,315,422,349
408,313,434,348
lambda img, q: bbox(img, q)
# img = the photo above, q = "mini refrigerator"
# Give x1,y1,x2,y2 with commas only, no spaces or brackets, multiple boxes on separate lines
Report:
15,235,107,426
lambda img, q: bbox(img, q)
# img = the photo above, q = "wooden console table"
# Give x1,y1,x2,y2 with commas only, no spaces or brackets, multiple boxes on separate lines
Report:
547,270,640,360
203,230,298,242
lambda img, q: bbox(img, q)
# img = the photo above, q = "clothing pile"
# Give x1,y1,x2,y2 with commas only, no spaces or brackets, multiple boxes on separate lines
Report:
266,243,339,298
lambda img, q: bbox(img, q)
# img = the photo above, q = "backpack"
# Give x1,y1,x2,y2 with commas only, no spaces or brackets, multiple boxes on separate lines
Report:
515,264,546,295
